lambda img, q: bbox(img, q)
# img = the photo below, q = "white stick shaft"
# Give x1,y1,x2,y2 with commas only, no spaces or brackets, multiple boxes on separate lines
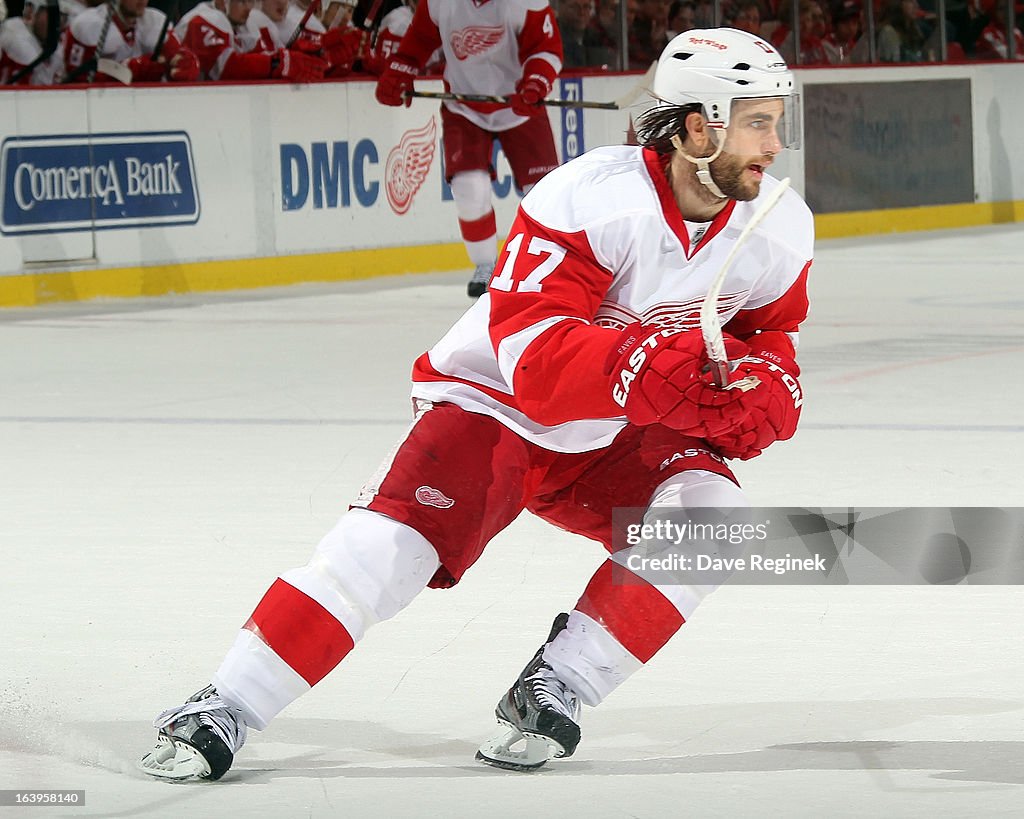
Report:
699,176,791,386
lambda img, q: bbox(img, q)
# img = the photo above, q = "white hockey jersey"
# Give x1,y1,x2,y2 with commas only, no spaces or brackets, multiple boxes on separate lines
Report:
248,4,324,52
399,0,562,131
0,16,64,85
65,5,170,67
412,145,814,453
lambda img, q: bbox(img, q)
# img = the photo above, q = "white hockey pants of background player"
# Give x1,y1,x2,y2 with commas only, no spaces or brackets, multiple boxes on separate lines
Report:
450,170,499,271
210,470,746,731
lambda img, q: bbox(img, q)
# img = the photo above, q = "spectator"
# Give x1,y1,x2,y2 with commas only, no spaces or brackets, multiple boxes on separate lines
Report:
557,0,614,67
974,1,1024,59
0,0,67,84
943,0,988,58
64,0,200,82
693,0,715,26
175,0,324,80
375,0,564,299
876,0,940,61
665,0,695,37
629,0,669,68
729,0,763,36
772,0,831,64
824,0,869,62
586,0,622,67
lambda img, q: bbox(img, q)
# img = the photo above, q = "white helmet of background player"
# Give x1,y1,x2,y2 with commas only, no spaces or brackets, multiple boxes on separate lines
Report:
636,28,800,199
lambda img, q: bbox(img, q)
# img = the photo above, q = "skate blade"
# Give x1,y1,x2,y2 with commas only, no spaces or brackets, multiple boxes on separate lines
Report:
138,735,212,781
476,724,562,772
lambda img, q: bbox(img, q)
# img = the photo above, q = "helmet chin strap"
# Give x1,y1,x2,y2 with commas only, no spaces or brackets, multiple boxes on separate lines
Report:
670,133,727,200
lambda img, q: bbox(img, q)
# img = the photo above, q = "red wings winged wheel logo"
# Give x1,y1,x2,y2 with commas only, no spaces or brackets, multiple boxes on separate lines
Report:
385,118,437,215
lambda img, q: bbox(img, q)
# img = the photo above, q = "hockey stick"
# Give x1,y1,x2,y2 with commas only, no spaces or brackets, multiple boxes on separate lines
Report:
699,176,791,387
7,0,60,84
88,0,117,82
152,12,171,60
286,0,322,48
405,61,658,111
62,0,118,83
357,0,386,53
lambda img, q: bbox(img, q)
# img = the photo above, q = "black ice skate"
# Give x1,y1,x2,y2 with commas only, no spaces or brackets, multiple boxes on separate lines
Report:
138,684,247,781
476,613,582,771
467,263,493,298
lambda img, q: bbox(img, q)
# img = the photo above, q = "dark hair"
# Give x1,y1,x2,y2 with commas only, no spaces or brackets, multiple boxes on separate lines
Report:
633,103,703,153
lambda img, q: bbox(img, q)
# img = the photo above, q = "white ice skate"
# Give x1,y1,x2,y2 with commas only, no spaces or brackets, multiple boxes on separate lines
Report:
139,685,247,781
476,613,582,771
467,263,493,298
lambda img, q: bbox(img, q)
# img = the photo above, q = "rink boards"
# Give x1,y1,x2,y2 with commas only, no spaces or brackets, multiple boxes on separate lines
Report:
0,65,1022,306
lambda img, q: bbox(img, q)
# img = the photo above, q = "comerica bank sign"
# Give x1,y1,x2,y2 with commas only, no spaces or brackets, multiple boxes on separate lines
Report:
0,132,200,235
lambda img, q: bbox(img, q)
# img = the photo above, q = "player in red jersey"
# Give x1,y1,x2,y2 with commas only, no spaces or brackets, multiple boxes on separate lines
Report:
140,28,811,780
374,0,564,298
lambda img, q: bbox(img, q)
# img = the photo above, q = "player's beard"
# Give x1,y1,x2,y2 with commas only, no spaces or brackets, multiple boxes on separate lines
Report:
709,152,765,202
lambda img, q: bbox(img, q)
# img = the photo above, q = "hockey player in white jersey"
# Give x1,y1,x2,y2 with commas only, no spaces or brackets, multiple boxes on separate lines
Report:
63,0,200,83
176,0,326,81
140,28,812,780
248,0,362,75
375,0,563,298
0,0,65,85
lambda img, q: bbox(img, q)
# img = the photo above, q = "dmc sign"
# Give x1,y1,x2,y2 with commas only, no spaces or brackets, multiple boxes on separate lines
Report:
0,132,200,235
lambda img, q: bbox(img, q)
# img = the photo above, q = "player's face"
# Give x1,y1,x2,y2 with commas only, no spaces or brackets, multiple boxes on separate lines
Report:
263,0,288,22
228,0,255,25
710,97,787,200
31,6,51,39
119,0,148,20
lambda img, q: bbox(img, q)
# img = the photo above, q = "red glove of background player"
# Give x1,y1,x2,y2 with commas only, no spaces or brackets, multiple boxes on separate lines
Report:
127,55,166,82
607,323,753,436
168,50,200,82
322,27,362,77
270,49,326,82
701,333,804,459
292,30,324,55
509,72,552,116
375,54,418,106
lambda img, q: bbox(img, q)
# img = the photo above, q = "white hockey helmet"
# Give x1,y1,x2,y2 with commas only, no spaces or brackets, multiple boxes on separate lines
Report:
652,28,794,131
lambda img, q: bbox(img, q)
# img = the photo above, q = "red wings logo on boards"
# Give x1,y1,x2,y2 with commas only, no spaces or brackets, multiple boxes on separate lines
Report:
415,486,455,509
450,26,504,60
385,118,437,215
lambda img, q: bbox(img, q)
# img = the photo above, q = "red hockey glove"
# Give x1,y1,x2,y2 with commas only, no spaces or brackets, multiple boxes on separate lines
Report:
323,27,362,76
168,50,200,82
292,30,324,55
607,323,752,435
375,53,418,106
127,55,166,82
703,338,804,459
270,49,327,82
509,73,552,116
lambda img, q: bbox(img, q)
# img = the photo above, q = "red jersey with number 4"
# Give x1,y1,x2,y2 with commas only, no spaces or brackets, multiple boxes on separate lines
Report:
411,145,814,454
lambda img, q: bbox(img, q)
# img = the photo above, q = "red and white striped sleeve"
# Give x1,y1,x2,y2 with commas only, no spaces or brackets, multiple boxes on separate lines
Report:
485,207,623,426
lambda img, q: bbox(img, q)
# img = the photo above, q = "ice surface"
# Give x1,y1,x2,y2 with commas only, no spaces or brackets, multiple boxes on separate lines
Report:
1,225,1022,817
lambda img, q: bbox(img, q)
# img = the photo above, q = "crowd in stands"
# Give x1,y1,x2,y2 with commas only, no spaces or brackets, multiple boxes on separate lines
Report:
0,0,1021,86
